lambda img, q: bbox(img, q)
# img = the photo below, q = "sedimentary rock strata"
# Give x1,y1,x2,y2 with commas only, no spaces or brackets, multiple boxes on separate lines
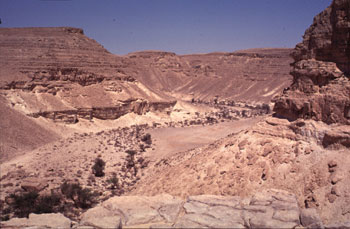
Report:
0,27,176,130
1,0,349,227
128,48,292,103
274,0,350,124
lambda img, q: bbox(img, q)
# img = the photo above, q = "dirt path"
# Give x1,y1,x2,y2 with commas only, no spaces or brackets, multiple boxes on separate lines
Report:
146,117,262,162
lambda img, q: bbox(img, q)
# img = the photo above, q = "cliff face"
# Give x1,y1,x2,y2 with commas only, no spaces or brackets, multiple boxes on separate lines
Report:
274,0,350,124
128,48,292,103
0,27,175,123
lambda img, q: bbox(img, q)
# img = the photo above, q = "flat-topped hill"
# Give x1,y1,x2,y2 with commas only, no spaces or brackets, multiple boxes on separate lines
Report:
0,27,122,83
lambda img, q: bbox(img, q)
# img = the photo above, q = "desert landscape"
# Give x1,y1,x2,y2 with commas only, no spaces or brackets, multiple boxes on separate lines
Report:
0,0,349,228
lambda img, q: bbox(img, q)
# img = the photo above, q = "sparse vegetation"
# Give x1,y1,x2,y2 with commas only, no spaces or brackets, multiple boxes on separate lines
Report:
9,191,39,218
141,133,152,145
2,182,100,220
92,157,106,177
35,193,61,214
6,191,62,218
60,182,98,209
126,149,137,156
107,173,119,190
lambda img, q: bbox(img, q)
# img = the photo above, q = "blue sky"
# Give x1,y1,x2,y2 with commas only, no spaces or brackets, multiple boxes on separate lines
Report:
0,0,332,55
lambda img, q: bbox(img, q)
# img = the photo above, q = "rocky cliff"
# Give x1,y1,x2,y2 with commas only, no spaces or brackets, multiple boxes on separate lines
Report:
0,27,175,124
128,48,292,104
0,27,291,125
274,0,350,124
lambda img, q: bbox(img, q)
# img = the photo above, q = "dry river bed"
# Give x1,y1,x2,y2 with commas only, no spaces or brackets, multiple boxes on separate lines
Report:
146,117,262,162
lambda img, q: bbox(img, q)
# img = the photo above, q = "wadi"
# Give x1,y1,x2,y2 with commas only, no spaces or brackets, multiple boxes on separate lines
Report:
0,0,349,228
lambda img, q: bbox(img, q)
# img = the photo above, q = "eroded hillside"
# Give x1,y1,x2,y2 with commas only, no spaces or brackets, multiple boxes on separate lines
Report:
1,0,349,227
127,48,292,103
130,0,350,226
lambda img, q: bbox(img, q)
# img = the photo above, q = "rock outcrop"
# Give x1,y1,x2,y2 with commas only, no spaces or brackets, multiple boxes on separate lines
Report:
130,116,350,224
1,189,323,228
1,213,71,228
274,0,350,124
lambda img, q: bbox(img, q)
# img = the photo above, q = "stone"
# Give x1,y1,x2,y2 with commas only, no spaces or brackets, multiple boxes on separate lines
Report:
324,221,350,229
101,194,183,226
28,213,72,228
249,217,299,228
80,206,122,229
21,178,48,192
176,213,245,228
149,223,174,228
2,213,71,228
1,217,29,227
300,208,324,228
272,209,300,224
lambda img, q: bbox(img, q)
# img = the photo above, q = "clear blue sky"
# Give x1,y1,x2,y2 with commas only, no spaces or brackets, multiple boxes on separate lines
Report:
0,0,332,55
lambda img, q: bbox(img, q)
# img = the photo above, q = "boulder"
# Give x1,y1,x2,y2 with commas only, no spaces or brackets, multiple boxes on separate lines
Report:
1,213,71,228
80,206,122,229
21,178,48,192
300,208,324,229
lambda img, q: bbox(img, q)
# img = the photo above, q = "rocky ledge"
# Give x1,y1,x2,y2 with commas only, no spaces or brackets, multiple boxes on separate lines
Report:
28,100,176,123
1,189,331,229
274,0,350,124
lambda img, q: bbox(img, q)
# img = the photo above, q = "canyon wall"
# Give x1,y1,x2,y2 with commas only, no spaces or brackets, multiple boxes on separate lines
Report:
127,48,292,104
0,27,175,124
274,0,350,124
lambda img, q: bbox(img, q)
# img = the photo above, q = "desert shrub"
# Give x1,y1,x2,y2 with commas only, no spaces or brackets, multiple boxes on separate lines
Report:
139,144,145,152
7,191,63,218
10,191,39,218
125,150,137,156
60,182,98,209
141,133,152,145
92,157,106,177
34,193,61,214
107,174,119,190
1,213,10,221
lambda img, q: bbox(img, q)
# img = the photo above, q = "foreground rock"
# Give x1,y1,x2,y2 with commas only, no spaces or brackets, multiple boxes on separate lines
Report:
130,116,350,224
1,213,71,228
2,189,323,228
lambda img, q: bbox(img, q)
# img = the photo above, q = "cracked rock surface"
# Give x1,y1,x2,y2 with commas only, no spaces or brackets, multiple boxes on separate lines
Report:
2,189,319,228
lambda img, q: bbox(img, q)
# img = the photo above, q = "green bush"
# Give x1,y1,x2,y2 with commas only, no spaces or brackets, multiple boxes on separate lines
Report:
35,193,61,214
8,191,62,217
92,157,106,177
141,133,152,145
125,150,137,156
60,182,98,209
107,174,119,190
10,191,39,218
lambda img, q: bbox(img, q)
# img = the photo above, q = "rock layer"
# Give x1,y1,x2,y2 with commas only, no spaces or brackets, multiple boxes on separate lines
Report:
274,0,350,124
128,49,292,103
1,189,322,228
0,27,175,126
